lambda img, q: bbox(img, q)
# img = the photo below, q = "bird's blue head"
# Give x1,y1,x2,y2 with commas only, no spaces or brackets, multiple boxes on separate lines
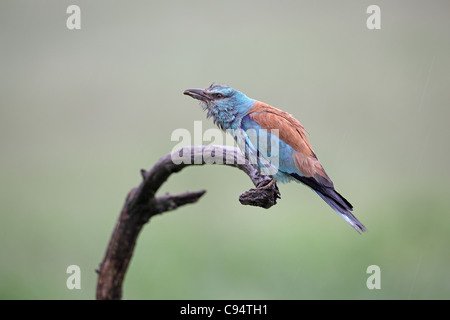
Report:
184,83,255,130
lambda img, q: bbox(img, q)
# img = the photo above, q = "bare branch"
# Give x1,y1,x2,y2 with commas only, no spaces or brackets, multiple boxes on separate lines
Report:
96,145,280,300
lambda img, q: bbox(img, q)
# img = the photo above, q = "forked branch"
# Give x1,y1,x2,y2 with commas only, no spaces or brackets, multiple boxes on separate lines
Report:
96,145,280,300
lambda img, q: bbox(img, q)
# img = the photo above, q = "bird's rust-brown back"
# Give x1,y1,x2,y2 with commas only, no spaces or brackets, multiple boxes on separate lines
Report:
248,101,331,182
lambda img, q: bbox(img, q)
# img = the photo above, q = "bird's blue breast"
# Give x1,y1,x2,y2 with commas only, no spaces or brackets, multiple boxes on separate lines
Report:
239,113,301,183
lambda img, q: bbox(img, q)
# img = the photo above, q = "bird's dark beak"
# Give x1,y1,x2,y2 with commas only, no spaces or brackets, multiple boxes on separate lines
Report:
183,88,210,101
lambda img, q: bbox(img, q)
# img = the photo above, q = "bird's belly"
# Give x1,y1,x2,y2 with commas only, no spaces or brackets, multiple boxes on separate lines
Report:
251,132,300,183
272,170,295,184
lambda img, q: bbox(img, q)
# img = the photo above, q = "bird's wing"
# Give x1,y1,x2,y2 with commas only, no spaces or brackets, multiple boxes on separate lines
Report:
243,101,333,187
242,102,363,232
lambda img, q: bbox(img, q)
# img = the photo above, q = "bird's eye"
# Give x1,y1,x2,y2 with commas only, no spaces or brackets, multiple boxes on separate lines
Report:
214,93,224,99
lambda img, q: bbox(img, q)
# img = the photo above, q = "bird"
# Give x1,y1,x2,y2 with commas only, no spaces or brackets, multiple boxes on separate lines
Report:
184,83,367,234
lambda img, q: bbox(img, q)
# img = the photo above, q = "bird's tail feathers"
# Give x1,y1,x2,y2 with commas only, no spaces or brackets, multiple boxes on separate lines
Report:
315,190,367,234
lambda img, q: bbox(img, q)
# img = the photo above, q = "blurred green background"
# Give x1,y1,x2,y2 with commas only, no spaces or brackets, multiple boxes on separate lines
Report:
1,0,449,299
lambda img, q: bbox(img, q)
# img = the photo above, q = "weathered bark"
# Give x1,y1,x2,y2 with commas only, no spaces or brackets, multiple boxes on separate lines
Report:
96,145,280,299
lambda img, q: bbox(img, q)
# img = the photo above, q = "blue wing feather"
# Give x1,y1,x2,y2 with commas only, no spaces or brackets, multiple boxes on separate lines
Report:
239,114,303,182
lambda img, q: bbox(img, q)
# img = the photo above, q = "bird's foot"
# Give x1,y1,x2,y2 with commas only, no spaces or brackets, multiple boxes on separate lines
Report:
240,178,281,209
262,179,275,188
257,179,280,197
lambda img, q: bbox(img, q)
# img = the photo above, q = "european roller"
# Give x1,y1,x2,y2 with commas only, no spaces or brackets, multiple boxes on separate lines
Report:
184,83,367,234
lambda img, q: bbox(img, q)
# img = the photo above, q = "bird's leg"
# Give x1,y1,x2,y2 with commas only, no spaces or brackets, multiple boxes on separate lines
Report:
268,180,281,200
256,178,280,199
263,179,275,188
257,177,275,189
